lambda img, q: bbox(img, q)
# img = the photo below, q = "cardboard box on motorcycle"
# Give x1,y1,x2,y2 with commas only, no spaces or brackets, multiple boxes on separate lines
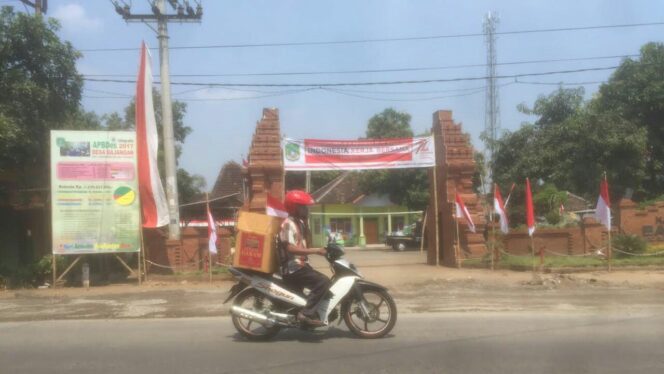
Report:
233,211,282,274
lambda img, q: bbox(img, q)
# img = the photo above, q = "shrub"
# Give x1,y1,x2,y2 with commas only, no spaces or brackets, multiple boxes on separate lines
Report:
0,255,66,289
545,211,561,225
613,234,647,258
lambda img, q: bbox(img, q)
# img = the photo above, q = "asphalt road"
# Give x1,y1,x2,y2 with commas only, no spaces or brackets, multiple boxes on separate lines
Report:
2,312,663,374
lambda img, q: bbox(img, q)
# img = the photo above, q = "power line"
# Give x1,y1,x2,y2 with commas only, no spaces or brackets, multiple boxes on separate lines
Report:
77,21,664,52
514,79,604,86
80,53,640,78
82,65,629,88
321,86,491,102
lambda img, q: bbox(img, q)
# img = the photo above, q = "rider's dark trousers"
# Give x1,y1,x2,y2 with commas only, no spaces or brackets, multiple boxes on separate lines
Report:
284,264,330,318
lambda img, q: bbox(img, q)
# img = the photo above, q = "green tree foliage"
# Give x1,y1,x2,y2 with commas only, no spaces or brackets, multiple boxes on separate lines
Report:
177,168,206,204
594,42,664,197
360,108,429,210
493,87,647,203
103,90,203,204
102,89,191,162
0,8,82,173
366,108,413,138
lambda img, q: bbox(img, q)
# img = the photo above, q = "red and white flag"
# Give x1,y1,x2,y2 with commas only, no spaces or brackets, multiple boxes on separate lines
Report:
207,202,217,255
136,42,169,228
454,193,476,233
266,194,288,218
594,177,611,231
494,184,509,234
525,178,536,236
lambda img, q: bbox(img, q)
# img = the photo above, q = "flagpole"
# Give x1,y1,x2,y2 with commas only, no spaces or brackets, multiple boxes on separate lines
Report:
138,240,142,286
455,213,461,269
420,209,428,254
454,188,461,269
605,172,612,272
207,192,213,284
531,235,536,273
141,227,148,283
433,164,441,267
490,184,495,271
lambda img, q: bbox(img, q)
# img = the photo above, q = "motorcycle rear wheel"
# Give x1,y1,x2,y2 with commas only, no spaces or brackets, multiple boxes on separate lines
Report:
231,289,281,341
342,288,397,339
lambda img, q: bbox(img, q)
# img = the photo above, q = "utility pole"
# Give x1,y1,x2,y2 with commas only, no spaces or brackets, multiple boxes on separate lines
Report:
112,0,203,240
19,0,47,15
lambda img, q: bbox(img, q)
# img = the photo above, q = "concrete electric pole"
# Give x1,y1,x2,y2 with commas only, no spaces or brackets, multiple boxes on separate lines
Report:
19,0,47,15
112,0,203,240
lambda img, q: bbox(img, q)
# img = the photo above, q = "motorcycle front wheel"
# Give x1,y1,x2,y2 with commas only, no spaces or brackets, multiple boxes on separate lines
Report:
342,288,397,339
231,289,281,341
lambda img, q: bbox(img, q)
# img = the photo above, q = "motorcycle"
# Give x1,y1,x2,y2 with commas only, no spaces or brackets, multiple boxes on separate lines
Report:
224,236,397,340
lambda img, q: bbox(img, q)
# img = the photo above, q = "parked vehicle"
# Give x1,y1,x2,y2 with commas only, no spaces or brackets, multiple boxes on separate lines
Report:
385,221,423,251
225,236,397,340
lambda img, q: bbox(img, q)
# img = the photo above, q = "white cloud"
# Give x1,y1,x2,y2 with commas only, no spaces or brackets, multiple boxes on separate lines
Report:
53,3,102,33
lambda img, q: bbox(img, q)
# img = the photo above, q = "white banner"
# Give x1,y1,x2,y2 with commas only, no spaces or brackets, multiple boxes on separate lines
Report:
283,136,435,171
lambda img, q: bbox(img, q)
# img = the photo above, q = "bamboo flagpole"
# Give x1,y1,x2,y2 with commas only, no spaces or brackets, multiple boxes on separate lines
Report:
525,178,536,273
433,164,441,266
206,193,217,283
454,210,461,269
420,209,428,254
595,172,612,272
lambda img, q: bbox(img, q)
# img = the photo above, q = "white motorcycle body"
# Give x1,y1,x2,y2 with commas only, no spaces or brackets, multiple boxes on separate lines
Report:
229,260,359,325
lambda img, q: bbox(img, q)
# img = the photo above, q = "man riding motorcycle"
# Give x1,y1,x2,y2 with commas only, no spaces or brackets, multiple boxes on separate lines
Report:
279,190,329,327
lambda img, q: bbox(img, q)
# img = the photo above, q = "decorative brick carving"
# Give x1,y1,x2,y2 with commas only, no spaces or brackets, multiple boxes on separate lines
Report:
244,108,285,212
427,111,487,266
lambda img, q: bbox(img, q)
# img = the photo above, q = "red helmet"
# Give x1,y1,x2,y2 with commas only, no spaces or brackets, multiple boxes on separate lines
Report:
284,190,315,214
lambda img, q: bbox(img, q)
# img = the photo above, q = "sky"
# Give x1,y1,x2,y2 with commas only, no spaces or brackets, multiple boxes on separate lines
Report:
10,0,664,188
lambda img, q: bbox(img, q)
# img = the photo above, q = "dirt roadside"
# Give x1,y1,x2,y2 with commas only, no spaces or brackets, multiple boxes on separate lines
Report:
1,250,663,322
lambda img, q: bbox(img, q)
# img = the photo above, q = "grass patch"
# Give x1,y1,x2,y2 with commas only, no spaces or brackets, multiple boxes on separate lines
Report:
463,253,664,271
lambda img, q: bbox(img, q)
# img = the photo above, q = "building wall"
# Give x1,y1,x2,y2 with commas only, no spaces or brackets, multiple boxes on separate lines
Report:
619,199,664,244
309,203,412,247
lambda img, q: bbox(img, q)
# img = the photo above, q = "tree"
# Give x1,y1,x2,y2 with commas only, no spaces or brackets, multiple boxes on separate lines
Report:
360,108,429,210
493,87,647,209
177,168,206,204
103,90,204,204
366,108,413,138
0,8,82,175
594,42,664,197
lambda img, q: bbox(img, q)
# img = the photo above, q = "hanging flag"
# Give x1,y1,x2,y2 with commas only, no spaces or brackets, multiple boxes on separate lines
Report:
136,42,169,228
503,182,517,208
207,202,218,255
266,194,288,218
494,184,509,234
525,178,536,236
594,176,611,230
559,203,565,216
454,193,476,233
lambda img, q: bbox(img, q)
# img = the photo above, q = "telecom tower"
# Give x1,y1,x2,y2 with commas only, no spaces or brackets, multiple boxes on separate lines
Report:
483,12,500,189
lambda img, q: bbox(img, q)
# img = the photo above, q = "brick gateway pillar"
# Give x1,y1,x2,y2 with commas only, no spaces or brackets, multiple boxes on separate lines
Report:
427,111,487,266
243,108,285,211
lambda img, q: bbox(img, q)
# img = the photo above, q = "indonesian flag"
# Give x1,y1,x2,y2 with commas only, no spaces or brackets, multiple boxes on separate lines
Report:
454,193,476,233
594,177,611,230
525,178,535,236
207,202,217,255
136,42,169,228
266,194,288,218
494,184,509,234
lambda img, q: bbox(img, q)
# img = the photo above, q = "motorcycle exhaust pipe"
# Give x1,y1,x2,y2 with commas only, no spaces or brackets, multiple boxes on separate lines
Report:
230,306,278,327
